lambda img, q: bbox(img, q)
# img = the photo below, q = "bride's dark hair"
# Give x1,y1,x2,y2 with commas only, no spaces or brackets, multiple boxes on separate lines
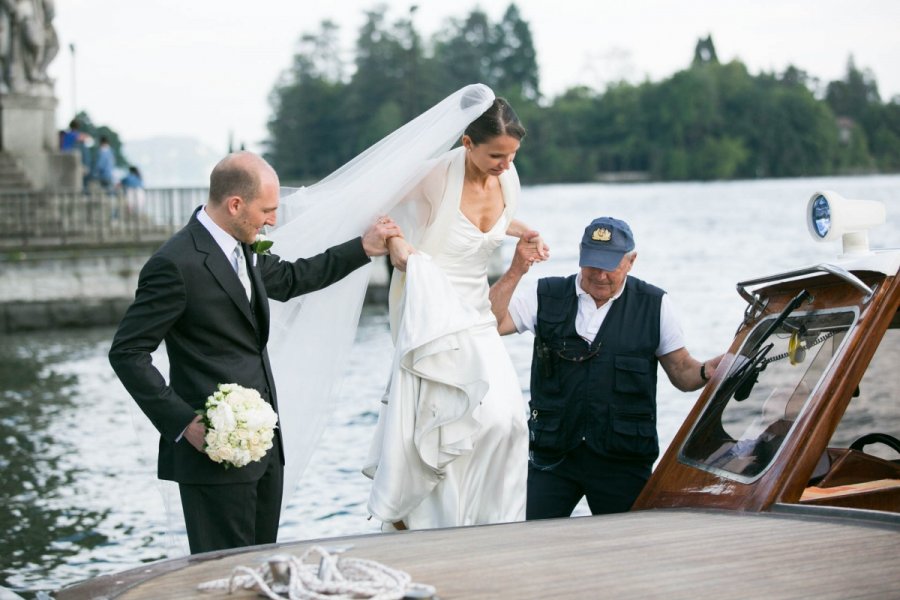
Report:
464,97,526,144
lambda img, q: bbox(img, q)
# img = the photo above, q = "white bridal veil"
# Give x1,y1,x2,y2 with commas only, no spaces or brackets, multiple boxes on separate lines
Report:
266,83,496,511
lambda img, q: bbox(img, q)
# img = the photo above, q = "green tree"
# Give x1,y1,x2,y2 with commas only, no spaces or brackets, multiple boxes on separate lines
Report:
490,4,540,100
432,4,540,101
526,86,598,182
825,56,880,120
264,14,897,183
863,101,900,171
344,7,437,150
432,9,495,91
821,57,885,173
693,136,749,179
643,63,725,179
588,82,645,174
265,20,350,182
760,83,839,177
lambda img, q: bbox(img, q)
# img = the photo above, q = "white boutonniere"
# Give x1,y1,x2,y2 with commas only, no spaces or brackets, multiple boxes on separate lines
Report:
251,233,273,255
197,383,278,469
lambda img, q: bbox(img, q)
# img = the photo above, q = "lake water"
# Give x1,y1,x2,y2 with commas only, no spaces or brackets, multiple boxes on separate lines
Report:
2,175,899,597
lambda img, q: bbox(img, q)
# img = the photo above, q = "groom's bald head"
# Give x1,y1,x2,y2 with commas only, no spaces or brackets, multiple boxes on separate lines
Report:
208,151,278,206
205,151,280,244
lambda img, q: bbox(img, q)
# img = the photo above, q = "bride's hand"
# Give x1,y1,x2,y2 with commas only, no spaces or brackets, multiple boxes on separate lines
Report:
523,230,550,262
388,236,415,272
509,231,546,275
534,234,550,261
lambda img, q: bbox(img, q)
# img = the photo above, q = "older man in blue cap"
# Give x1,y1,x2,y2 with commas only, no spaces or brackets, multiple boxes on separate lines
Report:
490,216,722,519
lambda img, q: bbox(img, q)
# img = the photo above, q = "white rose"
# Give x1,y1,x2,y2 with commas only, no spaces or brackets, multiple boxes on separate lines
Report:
243,407,269,431
233,448,251,467
208,403,237,432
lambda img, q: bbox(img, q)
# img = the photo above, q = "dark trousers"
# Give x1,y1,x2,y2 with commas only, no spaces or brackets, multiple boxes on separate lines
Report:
526,442,651,520
178,441,283,554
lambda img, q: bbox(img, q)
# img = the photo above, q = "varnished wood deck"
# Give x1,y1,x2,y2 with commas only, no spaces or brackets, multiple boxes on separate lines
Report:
57,508,900,599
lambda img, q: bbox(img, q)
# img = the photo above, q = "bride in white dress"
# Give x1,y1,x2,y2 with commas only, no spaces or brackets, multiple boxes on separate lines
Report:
362,98,548,530
263,84,546,538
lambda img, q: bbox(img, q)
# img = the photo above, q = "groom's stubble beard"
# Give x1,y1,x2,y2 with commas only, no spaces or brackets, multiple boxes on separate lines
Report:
232,199,271,244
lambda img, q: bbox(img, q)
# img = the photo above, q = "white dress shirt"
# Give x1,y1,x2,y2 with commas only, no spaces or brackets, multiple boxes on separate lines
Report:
508,273,685,357
197,206,244,269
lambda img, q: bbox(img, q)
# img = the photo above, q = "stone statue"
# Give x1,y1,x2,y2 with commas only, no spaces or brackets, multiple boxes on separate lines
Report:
0,0,57,95
0,0,13,93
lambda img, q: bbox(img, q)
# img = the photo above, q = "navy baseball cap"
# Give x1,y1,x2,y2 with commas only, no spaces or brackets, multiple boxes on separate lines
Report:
579,217,635,271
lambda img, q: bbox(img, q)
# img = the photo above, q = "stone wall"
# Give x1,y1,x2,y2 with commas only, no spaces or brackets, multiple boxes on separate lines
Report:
0,247,394,332
0,94,82,191
0,247,154,331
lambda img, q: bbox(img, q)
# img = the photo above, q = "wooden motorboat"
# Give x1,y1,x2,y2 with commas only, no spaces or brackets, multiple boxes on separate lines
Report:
56,191,899,599
634,190,900,515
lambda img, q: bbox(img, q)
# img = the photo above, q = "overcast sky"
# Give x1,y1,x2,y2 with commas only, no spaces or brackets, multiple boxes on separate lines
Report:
48,0,900,154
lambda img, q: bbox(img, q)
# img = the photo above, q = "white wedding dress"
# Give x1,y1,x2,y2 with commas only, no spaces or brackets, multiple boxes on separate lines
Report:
264,84,530,534
363,148,528,529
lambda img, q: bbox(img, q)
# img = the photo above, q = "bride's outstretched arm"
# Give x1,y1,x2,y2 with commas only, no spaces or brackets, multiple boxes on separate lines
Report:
506,218,550,260
490,231,541,335
387,235,416,272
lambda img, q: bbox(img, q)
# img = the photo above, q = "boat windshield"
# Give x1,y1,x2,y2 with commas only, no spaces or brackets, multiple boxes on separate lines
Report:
679,307,857,481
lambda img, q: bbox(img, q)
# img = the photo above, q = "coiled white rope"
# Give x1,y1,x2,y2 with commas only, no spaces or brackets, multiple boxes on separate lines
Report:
197,545,436,600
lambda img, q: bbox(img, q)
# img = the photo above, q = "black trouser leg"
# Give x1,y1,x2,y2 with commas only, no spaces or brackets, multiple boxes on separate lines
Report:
178,445,283,554
580,451,651,515
526,444,652,520
179,480,257,554
254,440,283,545
526,454,584,520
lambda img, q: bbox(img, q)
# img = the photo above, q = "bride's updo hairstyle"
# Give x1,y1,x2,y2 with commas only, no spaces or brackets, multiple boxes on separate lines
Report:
463,97,526,145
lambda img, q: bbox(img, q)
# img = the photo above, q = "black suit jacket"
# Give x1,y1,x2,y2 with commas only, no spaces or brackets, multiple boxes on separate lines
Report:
109,209,370,485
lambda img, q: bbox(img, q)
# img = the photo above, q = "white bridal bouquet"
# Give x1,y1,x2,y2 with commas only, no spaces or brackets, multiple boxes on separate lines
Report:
199,383,278,468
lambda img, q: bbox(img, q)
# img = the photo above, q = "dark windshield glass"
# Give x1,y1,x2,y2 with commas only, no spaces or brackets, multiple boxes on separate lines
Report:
679,308,856,480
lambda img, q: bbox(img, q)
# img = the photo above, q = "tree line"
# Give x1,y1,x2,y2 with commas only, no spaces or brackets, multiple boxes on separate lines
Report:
73,4,898,185
264,4,899,185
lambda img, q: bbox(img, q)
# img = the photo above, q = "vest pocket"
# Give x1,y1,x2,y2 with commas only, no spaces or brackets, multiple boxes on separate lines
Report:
534,341,562,393
604,407,658,460
613,355,651,396
528,407,565,455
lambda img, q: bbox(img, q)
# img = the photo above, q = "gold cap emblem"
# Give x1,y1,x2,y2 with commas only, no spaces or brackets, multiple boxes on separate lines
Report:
592,227,612,242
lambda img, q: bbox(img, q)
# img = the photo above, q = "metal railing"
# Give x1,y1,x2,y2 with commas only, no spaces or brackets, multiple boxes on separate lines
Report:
0,188,207,250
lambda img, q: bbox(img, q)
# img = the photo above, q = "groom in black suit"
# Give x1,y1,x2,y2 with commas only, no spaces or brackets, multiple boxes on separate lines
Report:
109,151,400,553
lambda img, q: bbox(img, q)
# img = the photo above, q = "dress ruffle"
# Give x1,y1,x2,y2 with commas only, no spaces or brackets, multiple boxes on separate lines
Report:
364,254,489,522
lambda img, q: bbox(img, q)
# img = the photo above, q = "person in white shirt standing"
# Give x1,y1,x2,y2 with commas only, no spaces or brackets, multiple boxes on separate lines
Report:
490,216,723,519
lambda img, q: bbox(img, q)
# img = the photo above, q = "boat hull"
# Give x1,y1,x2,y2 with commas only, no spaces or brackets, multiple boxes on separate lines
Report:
57,508,900,599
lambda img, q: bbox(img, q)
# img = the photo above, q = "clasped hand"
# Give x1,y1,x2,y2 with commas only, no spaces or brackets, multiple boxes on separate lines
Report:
361,216,403,257
512,230,550,273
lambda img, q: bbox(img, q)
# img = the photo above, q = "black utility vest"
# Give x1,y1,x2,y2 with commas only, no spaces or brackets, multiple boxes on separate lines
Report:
529,275,664,463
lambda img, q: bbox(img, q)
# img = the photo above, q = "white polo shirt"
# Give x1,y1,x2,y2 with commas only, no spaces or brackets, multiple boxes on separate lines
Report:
508,273,685,357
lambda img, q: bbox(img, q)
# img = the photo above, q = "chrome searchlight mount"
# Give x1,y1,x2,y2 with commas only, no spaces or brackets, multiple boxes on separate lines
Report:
807,190,886,256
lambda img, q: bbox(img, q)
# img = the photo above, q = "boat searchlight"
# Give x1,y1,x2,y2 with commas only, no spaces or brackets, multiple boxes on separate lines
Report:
807,190,886,256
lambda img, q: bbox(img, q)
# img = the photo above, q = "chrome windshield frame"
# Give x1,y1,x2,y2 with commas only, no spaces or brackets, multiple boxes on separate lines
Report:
737,264,875,308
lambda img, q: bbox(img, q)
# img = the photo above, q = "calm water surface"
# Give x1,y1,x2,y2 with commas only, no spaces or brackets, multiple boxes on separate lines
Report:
2,176,898,596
